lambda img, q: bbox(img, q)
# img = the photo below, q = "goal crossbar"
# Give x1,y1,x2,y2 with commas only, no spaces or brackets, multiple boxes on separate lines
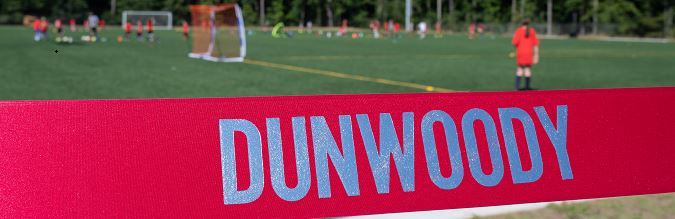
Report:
121,11,173,30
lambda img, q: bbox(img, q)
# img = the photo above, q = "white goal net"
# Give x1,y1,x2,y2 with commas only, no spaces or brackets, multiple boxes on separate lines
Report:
188,4,246,62
121,11,173,30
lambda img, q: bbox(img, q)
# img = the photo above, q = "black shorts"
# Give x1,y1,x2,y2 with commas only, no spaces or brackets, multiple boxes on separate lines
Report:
148,30,154,34
91,27,97,33
57,28,63,33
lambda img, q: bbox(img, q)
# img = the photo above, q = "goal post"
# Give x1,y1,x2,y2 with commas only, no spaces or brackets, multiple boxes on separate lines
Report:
188,4,246,62
121,11,173,30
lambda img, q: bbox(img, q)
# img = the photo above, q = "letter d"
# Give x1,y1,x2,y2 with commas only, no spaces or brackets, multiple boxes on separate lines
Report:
219,119,264,204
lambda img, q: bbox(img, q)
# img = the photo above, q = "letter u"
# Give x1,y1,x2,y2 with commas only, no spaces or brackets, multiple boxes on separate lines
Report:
267,117,311,201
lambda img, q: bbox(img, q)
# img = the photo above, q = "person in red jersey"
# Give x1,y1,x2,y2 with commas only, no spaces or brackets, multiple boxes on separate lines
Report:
468,21,476,39
182,20,189,40
477,22,486,34
337,19,348,36
40,17,49,38
124,21,132,40
32,19,42,41
511,18,540,91
69,18,76,32
54,19,64,37
98,19,105,30
146,18,155,42
392,22,401,40
136,20,143,41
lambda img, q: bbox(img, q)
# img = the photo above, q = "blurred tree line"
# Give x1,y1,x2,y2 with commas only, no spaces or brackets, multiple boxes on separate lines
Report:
0,0,672,37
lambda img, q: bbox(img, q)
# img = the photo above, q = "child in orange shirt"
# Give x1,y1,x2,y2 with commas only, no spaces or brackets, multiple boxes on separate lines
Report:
512,18,540,91
136,20,143,41
182,20,189,40
124,21,132,40
147,19,155,42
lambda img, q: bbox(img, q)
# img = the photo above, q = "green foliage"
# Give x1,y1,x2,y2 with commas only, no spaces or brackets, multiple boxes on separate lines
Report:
0,0,23,23
267,0,284,25
598,0,641,35
240,1,258,25
163,0,189,22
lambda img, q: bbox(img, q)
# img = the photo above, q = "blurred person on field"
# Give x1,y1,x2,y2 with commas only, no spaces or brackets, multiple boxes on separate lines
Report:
69,18,76,32
387,20,394,37
434,21,442,38
54,18,64,38
124,21,132,40
477,22,485,34
468,21,476,39
511,18,540,91
136,20,143,41
393,22,401,37
87,12,99,40
337,19,348,36
147,18,155,42
370,20,381,39
40,17,49,39
182,20,189,40
98,19,106,30
417,21,427,39
32,18,42,41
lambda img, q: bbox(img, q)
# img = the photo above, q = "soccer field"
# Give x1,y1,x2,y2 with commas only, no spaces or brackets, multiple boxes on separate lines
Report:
1,26,674,100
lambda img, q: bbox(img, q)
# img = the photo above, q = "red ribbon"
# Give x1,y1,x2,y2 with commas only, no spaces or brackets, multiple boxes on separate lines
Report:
1,87,674,218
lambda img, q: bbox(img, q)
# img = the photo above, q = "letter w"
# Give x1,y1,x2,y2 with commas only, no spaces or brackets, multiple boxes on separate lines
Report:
357,113,415,193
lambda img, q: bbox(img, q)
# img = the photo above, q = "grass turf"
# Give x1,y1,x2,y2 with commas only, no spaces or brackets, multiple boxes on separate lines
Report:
0,26,673,100
482,193,675,219
1,26,674,217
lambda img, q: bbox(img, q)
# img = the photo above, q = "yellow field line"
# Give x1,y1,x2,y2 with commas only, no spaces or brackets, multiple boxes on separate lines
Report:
244,59,454,92
283,54,476,61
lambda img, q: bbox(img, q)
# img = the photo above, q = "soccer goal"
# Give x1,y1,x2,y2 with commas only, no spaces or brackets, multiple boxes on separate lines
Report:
121,11,173,30
188,4,246,62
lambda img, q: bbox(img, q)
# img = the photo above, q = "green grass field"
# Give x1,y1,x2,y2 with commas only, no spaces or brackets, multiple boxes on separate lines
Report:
484,193,675,219
1,26,674,217
1,26,673,100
